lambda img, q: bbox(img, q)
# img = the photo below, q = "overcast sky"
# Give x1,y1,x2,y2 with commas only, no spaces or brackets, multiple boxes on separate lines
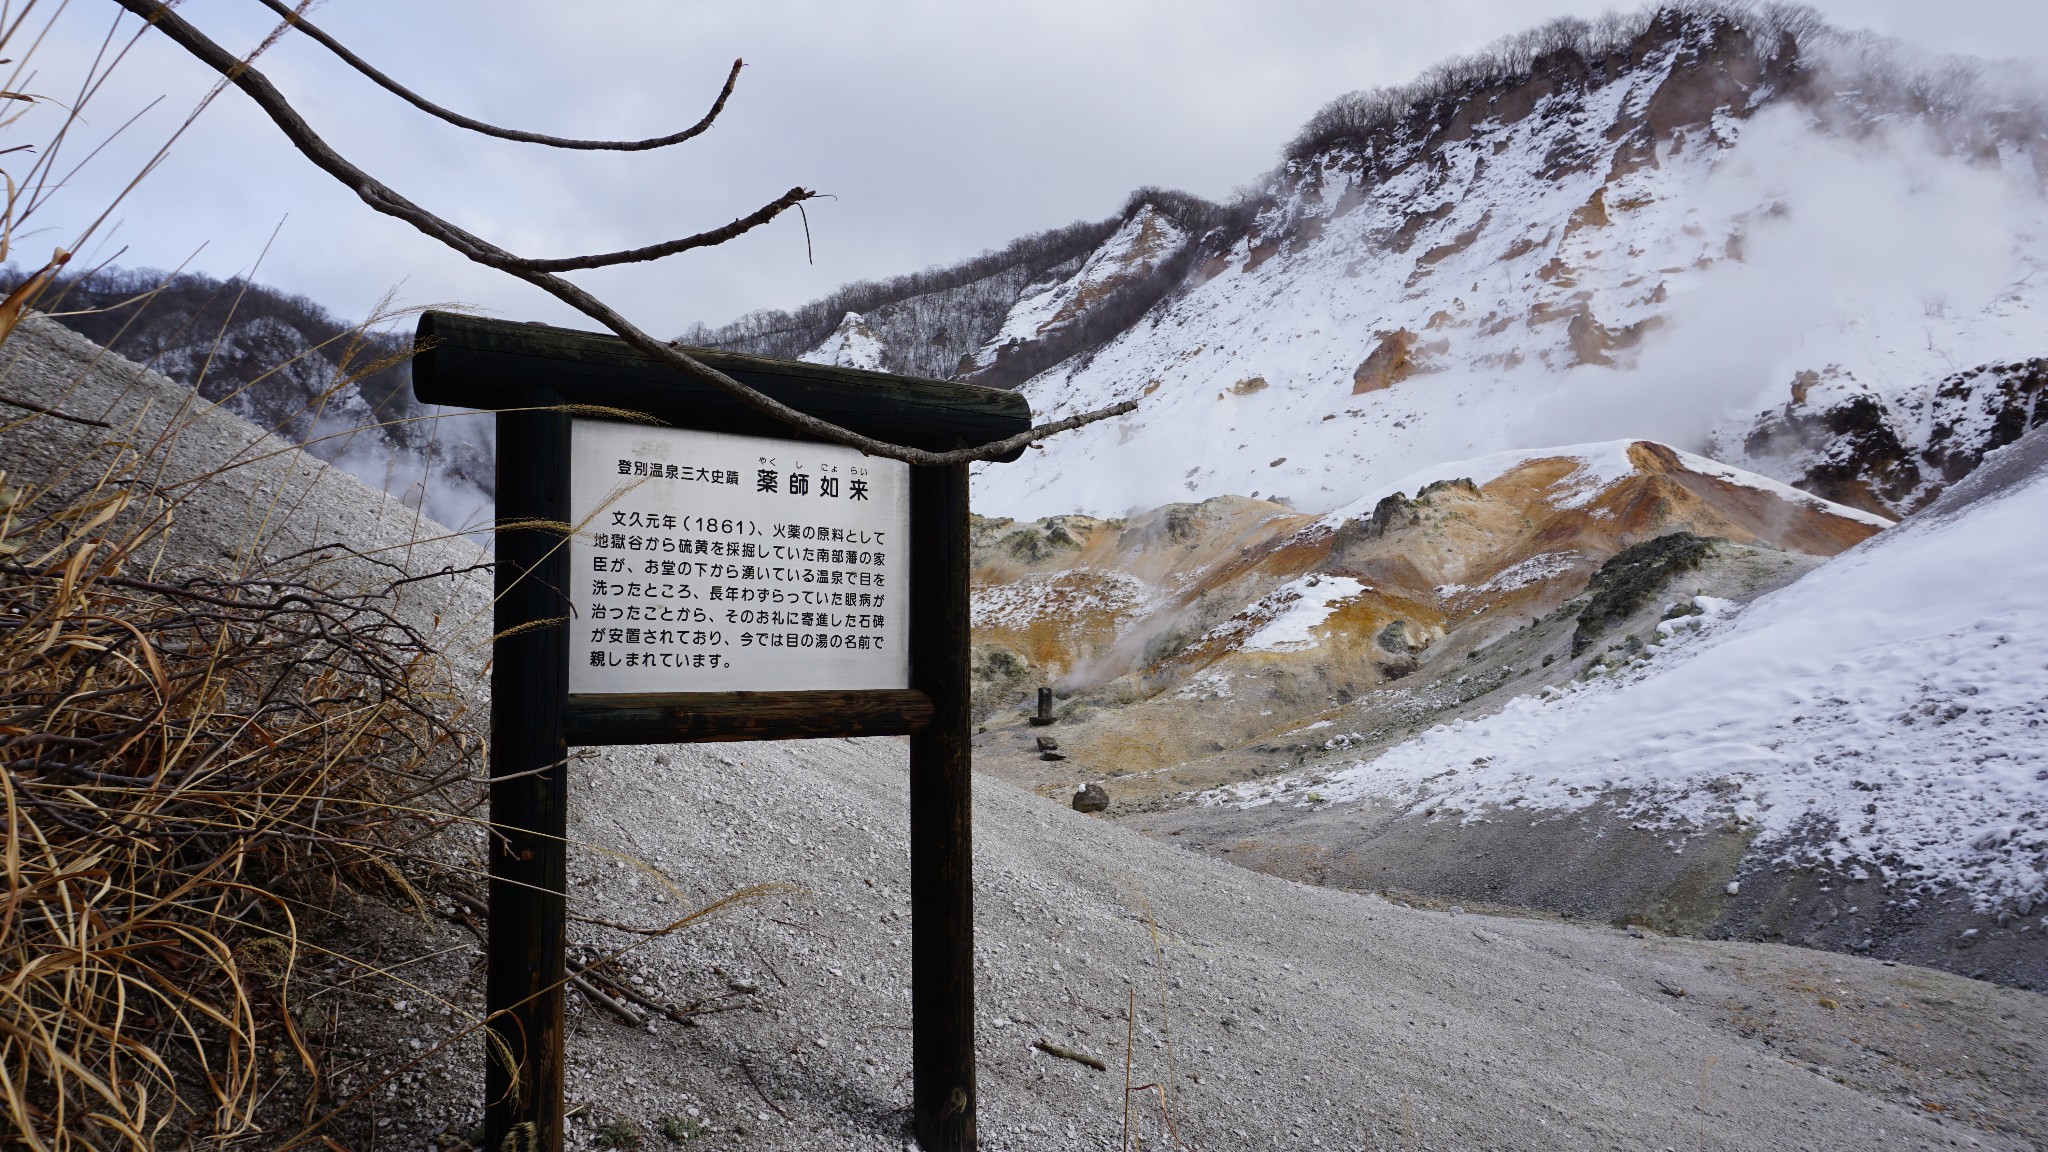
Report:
17,1,2048,338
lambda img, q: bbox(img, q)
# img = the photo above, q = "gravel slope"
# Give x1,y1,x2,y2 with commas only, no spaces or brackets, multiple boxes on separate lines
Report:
526,737,2044,1151
2,315,2039,1151
0,314,493,664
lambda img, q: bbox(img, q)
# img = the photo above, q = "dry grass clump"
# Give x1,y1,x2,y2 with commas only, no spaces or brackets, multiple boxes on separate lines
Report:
0,450,479,1149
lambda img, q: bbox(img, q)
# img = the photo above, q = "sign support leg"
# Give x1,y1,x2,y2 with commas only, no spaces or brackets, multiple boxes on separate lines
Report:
909,461,976,1151
486,402,572,1152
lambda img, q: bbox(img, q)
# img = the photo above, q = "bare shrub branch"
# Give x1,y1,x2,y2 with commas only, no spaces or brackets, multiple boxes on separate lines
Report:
252,0,746,152
510,185,817,273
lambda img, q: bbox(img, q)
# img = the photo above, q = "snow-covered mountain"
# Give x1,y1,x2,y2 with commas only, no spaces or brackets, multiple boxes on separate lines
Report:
988,7,2048,519
693,5,2048,524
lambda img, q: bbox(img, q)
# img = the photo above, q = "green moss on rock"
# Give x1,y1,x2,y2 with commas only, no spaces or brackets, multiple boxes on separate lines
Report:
1571,532,1718,655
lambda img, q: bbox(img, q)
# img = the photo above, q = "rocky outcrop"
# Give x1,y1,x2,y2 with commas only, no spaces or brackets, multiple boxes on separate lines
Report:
1340,491,1421,545
1923,359,2048,488
1570,531,1717,654
1740,359,2048,517
1352,329,1445,393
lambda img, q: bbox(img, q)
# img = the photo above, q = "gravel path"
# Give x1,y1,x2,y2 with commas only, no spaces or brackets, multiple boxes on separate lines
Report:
3,315,2038,1152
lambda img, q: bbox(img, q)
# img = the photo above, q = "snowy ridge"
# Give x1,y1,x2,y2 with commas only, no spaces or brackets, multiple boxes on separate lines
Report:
1307,439,1892,532
965,206,1190,374
1667,444,1897,526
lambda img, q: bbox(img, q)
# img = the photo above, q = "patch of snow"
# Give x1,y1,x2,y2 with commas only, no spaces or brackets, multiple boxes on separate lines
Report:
1205,575,1368,654
1172,669,1234,701
800,312,886,371
1456,551,1583,599
971,570,1151,630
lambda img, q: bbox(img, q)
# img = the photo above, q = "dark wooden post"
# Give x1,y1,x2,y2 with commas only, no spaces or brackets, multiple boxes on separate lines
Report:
486,398,572,1152
415,315,1027,1152
909,461,976,1151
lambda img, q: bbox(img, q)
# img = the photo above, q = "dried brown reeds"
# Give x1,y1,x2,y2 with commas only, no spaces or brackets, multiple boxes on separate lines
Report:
0,443,479,1149
0,8,780,1145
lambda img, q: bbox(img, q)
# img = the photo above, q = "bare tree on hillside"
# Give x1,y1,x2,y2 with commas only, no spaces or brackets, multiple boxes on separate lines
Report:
112,0,1135,464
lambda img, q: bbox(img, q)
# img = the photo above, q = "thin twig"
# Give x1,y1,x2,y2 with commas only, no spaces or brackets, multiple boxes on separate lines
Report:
746,938,788,989
739,1059,790,1120
251,0,744,152
576,965,753,1025
499,186,816,273
1123,986,1136,1152
569,973,643,1027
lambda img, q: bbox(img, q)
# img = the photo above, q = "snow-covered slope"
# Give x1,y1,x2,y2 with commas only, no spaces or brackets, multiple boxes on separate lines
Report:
971,8,2048,519
1244,431,2048,916
963,204,1190,378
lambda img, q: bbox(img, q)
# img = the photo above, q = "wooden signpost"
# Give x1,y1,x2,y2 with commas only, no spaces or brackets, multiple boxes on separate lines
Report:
414,312,1030,1152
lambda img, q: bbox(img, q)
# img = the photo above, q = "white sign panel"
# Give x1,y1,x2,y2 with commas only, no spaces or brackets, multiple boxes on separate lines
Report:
568,419,910,694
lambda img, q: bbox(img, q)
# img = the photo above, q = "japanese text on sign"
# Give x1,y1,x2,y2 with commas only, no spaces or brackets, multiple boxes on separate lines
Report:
568,420,911,693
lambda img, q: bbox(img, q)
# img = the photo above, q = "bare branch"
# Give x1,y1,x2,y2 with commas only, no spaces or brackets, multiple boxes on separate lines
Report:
510,185,815,273
114,0,1139,466
251,0,745,152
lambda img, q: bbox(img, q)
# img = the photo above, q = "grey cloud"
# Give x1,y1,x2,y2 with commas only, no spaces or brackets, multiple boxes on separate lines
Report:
21,0,2048,338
